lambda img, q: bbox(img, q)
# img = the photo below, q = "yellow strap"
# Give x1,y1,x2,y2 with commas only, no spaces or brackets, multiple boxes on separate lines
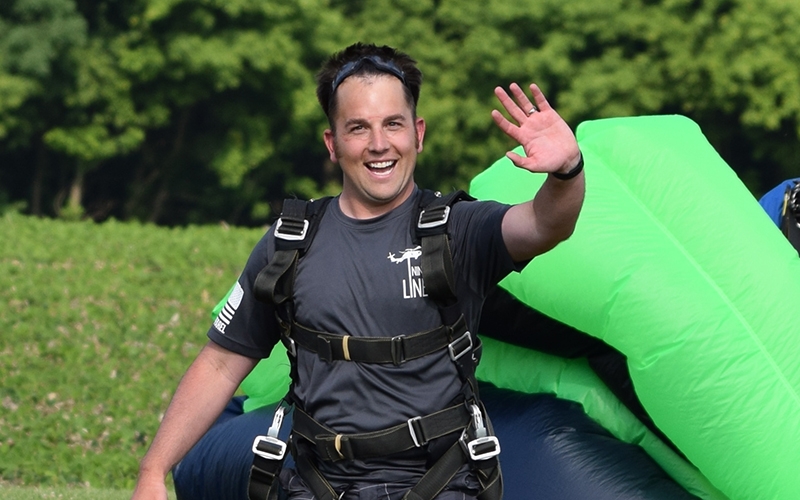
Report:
334,434,345,459
342,335,351,361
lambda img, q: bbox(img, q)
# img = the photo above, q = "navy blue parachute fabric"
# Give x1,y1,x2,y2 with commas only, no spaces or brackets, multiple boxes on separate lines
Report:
172,383,697,500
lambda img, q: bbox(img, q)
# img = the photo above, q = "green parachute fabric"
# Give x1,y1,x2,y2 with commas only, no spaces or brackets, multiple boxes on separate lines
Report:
469,115,800,500
218,114,798,499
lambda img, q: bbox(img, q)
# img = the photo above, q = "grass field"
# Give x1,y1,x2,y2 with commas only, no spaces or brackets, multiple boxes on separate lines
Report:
0,212,264,489
0,485,177,499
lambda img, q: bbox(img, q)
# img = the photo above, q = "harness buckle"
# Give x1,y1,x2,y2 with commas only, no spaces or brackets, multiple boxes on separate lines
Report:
417,205,451,229
460,404,500,461
461,433,501,461
448,330,472,362
252,406,288,460
281,335,297,358
407,416,427,447
390,336,405,365
274,218,309,241
252,435,287,461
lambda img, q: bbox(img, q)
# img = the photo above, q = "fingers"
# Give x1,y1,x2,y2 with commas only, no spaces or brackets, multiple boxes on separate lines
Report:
494,86,527,124
528,83,552,113
494,82,552,125
509,83,536,116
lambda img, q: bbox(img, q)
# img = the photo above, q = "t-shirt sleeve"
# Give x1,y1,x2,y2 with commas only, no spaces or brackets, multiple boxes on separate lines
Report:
207,230,281,358
450,199,526,296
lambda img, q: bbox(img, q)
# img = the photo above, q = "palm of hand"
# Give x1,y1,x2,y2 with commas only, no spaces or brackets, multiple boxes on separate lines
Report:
491,83,581,174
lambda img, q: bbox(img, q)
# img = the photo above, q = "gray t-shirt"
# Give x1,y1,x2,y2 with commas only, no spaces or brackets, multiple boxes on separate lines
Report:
209,187,520,484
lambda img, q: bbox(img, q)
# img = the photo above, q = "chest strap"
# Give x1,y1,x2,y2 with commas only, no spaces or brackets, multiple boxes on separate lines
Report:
288,316,471,365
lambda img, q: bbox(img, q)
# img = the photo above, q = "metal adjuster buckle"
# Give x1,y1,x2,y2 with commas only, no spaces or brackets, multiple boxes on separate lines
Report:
417,206,451,229
252,435,287,461
274,218,309,241
407,416,426,447
251,406,288,460
448,331,472,361
461,404,500,460
463,434,501,461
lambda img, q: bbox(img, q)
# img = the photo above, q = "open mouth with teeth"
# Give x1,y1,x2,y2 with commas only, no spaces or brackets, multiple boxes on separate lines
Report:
367,160,396,173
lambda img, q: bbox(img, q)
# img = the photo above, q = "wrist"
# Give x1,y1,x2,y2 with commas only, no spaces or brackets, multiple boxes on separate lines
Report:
138,459,170,482
550,153,584,181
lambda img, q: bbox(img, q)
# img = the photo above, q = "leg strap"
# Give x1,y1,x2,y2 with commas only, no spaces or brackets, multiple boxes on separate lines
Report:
402,432,502,500
292,404,472,462
248,405,291,500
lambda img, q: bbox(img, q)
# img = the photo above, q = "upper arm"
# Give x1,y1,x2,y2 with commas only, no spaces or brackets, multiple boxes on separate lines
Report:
501,174,585,262
198,340,260,387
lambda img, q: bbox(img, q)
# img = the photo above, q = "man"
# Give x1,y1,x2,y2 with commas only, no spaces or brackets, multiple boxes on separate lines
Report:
132,42,584,500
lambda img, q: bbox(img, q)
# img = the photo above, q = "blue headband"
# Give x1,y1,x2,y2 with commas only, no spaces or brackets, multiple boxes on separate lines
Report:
331,55,407,94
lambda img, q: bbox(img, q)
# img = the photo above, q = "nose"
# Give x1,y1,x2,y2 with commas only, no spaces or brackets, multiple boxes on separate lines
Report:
369,128,389,153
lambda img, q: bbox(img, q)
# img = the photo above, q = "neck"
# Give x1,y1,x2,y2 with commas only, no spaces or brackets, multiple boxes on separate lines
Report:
338,187,415,220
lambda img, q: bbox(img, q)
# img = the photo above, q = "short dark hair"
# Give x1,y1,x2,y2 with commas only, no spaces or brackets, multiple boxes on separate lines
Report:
316,43,423,124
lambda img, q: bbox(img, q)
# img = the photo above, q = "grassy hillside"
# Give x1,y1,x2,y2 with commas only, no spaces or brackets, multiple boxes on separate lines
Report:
0,213,264,488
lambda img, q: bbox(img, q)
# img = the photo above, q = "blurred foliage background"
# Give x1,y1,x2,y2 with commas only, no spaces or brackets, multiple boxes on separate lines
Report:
1,0,799,226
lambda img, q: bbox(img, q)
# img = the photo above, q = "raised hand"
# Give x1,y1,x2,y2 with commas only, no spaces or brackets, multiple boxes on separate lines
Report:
491,83,581,175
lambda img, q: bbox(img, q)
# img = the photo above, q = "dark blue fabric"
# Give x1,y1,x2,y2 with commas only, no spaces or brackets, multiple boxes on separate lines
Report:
172,397,294,500
758,178,799,227
485,388,697,500
173,384,697,500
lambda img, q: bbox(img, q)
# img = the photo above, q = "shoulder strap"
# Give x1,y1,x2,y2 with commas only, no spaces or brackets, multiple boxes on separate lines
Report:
253,196,333,306
413,189,475,307
274,197,333,253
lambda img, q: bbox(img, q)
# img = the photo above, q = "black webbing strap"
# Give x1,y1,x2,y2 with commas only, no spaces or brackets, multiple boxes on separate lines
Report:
248,455,283,500
293,404,501,500
288,316,469,365
274,199,314,249
249,190,501,500
402,406,502,500
414,190,475,306
295,450,339,500
247,405,291,500
253,196,334,306
292,403,472,462
475,458,503,500
249,197,331,500
253,249,299,307
401,441,502,500
403,439,466,500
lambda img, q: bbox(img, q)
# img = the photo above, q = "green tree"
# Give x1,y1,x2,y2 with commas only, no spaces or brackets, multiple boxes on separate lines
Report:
2,0,799,225
0,0,87,216
104,0,347,224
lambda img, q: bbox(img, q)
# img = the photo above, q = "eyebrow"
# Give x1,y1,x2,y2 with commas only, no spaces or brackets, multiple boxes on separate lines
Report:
384,114,407,123
342,114,407,129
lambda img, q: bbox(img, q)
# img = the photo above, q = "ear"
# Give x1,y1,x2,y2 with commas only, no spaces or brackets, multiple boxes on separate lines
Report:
415,117,426,153
323,129,338,163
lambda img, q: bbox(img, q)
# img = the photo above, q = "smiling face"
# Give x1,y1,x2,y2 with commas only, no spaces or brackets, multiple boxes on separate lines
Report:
323,74,426,219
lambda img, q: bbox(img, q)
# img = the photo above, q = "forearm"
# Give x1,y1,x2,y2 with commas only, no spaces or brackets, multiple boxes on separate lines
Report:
503,164,585,262
136,341,257,483
532,163,585,242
